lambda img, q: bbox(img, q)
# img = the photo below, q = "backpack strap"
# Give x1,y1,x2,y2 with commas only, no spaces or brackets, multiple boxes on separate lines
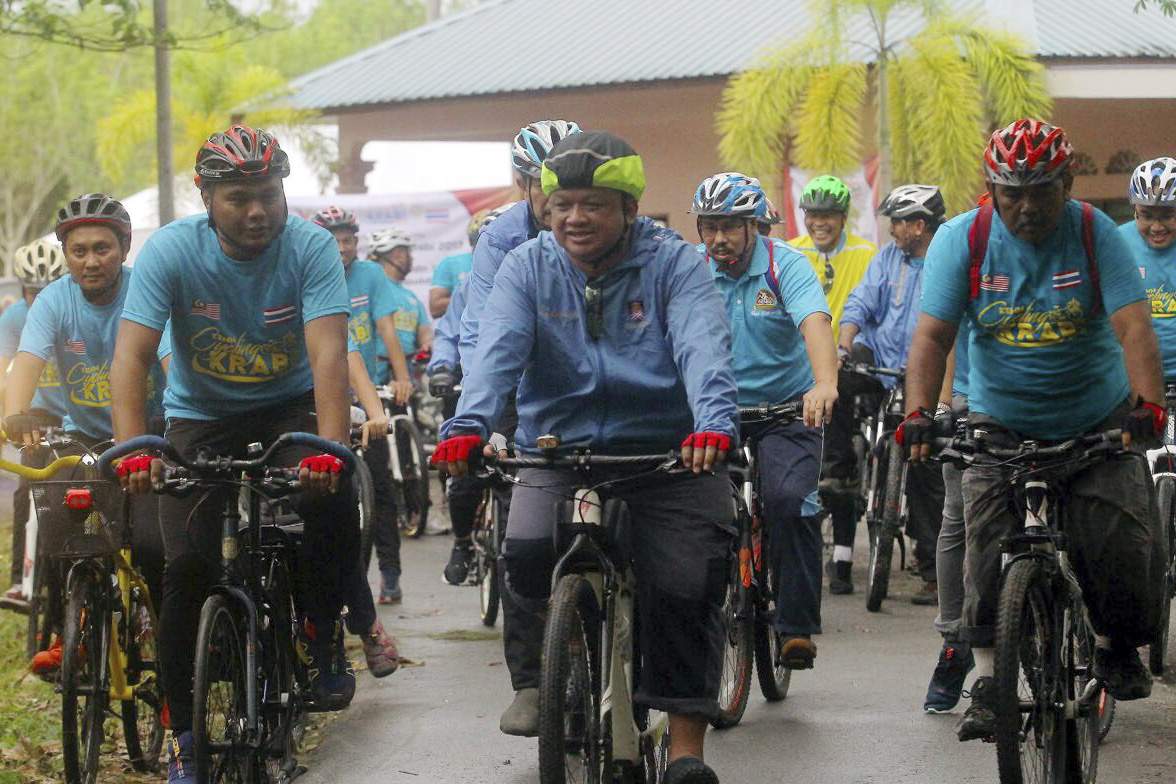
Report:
762,237,781,304
1080,201,1101,316
968,204,994,300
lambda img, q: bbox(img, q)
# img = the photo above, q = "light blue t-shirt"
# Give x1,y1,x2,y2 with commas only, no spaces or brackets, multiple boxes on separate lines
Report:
702,238,829,405
122,214,350,420
376,280,429,383
345,260,397,381
430,252,473,294
20,268,168,439
922,201,1144,438
1118,221,1176,381
952,319,971,398
0,299,66,417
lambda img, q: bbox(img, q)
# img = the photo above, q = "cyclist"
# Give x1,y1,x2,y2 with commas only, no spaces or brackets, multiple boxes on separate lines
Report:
3,193,168,674
0,239,67,611
427,209,481,318
1121,156,1176,382
693,171,838,669
903,118,1165,742
110,124,362,783
788,174,876,342
313,205,413,605
433,131,738,784
369,228,432,382
757,196,780,237
822,184,947,601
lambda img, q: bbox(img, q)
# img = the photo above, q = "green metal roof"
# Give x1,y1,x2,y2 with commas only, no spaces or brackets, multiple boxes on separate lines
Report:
283,0,1176,112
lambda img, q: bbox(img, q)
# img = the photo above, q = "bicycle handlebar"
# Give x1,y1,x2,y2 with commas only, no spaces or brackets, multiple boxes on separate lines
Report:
490,452,680,471
738,400,802,426
0,453,84,481
97,431,356,479
842,362,904,379
930,428,1124,467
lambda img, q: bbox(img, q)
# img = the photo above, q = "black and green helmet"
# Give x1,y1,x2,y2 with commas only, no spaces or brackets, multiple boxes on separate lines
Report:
540,131,645,200
799,175,851,212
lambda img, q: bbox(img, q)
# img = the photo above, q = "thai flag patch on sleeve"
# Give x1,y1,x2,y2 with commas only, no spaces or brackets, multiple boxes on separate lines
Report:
1052,270,1082,289
979,274,1009,292
263,304,298,325
350,295,369,309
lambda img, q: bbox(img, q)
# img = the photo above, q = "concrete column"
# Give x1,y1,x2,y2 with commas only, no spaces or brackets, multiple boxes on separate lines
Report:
335,142,374,193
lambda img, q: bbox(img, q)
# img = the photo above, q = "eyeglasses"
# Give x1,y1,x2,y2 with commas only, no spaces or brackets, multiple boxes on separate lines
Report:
584,278,604,340
1136,211,1176,227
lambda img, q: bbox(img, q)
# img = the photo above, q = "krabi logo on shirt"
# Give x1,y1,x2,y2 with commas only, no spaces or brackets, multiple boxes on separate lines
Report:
189,327,298,383
65,360,112,408
754,289,777,310
394,310,419,331
1148,285,1176,319
349,310,373,345
976,298,1087,347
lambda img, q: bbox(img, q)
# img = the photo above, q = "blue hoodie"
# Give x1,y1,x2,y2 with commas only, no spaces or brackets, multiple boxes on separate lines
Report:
459,199,534,368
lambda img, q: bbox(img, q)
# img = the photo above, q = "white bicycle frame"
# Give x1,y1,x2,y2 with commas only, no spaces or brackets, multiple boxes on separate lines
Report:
378,387,416,484
1145,413,1176,482
21,446,97,600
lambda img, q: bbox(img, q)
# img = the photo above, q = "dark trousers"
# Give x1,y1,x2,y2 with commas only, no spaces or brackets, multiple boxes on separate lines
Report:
364,436,400,573
906,461,945,582
157,397,359,732
441,395,481,539
824,344,885,481
756,420,824,635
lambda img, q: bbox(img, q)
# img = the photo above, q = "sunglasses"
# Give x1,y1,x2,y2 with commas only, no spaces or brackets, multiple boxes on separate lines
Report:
585,278,604,340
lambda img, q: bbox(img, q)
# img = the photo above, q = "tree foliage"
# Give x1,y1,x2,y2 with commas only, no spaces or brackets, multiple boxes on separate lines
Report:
1135,0,1176,15
717,0,1051,215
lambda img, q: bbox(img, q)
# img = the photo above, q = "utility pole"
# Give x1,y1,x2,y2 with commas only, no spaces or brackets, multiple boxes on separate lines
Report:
426,0,441,22
154,0,174,226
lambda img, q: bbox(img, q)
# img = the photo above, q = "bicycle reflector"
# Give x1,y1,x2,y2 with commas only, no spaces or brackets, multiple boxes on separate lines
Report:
574,489,602,525
64,488,93,510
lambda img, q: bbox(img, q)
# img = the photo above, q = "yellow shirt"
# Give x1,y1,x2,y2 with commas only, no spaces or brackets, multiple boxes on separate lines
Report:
788,232,876,342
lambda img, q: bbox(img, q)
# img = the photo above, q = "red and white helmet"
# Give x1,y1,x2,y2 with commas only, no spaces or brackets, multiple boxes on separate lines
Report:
312,206,359,232
983,119,1073,187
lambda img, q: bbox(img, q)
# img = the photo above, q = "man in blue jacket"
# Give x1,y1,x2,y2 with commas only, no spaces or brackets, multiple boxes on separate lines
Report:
433,132,738,784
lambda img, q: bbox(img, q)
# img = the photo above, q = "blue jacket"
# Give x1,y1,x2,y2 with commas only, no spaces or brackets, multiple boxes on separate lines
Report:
443,217,740,453
427,277,468,374
458,199,534,368
840,241,924,386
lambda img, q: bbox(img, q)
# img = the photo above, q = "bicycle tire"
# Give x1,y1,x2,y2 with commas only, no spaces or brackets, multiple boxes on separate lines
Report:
192,594,255,784
994,558,1064,784
1149,476,1175,675
261,554,303,781
753,615,791,702
396,421,431,538
477,491,501,626
1096,689,1115,742
866,442,903,613
61,567,107,784
712,544,754,729
353,455,376,573
1063,598,1099,784
26,536,51,661
121,586,164,773
538,574,602,784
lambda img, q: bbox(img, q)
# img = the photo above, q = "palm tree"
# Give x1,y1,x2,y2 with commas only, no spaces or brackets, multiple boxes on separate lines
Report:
717,0,1052,214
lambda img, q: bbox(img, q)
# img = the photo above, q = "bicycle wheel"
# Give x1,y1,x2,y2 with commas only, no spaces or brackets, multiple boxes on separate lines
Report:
1149,476,1174,675
1063,599,1099,784
353,455,376,573
61,568,108,784
395,421,431,538
478,497,501,627
121,586,164,773
1096,689,1115,742
994,558,1063,784
26,538,52,660
866,441,903,613
712,540,753,728
261,555,303,781
753,551,791,701
538,574,602,784
193,594,255,784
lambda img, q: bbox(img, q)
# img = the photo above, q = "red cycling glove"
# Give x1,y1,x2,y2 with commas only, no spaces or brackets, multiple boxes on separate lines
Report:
116,454,154,478
1124,400,1168,443
681,432,733,452
430,435,483,466
298,454,344,474
895,409,934,449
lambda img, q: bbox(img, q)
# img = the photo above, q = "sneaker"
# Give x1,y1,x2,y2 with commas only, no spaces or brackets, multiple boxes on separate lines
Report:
0,584,28,613
361,620,400,678
957,676,996,742
826,559,853,595
303,621,356,710
442,541,475,586
664,755,720,784
911,580,939,606
30,636,63,676
924,642,975,713
166,730,196,783
1095,645,1152,701
779,635,817,670
379,568,403,605
499,688,540,737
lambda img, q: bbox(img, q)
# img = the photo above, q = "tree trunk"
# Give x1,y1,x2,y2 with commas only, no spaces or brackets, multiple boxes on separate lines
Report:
154,0,174,227
876,55,892,205
426,0,441,22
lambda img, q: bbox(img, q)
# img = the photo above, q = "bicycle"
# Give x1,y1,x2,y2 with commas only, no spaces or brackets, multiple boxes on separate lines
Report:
1145,382,1176,676
347,408,378,573
98,431,355,784
483,445,673,784
380,385,432,538
934,429,1123,784
711,401,802,729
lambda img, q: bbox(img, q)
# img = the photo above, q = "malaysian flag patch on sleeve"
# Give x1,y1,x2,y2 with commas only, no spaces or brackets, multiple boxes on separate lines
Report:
979,274,1009,292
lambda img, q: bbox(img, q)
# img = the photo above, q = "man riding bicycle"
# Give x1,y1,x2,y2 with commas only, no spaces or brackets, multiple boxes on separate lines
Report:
692,171,838,669
369,227,432,384
902,118,1166,742
433,131,739,784
111,125,363,783
1121,156,1176,383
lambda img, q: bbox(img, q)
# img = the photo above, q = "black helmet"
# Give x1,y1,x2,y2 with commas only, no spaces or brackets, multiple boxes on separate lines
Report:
195,124,291,186
55,193,132,244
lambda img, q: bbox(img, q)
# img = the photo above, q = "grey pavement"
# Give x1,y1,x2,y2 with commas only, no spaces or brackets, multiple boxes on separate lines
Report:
302,505,1176,784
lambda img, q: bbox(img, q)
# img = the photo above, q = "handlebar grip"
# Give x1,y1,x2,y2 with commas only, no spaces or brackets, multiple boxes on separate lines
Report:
277,432,356,471
97,435,179,478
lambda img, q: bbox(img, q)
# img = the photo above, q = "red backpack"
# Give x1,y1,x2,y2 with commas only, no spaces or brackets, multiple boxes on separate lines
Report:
967,202,1100,315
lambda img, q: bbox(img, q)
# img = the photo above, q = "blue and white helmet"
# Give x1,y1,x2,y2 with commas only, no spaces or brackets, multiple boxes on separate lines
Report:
511,120,582,179
1129,157,1176,207
689,172,768,219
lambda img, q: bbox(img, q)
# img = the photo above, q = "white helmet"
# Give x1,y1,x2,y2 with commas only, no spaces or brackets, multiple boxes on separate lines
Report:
369,228,412,255
13,239,66,287
1129,157,1176,207
511,120,582,179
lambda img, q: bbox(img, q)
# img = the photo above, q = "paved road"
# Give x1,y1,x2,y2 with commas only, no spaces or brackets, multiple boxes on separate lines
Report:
302,501,1176,784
